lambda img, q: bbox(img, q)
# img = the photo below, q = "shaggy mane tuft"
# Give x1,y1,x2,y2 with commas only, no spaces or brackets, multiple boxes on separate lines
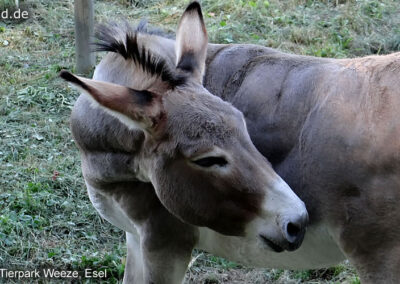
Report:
94,22,186,87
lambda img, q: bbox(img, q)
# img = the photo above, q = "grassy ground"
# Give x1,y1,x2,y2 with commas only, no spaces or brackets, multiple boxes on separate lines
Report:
0,0,399,283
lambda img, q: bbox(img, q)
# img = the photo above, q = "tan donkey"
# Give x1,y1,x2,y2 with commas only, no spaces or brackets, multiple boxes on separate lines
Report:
61,2,400,284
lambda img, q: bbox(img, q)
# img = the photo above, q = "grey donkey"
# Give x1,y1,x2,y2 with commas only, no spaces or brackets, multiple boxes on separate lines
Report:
60,2,308,284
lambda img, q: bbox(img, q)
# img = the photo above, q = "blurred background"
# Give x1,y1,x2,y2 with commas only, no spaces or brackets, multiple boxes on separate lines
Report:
0,0,399,283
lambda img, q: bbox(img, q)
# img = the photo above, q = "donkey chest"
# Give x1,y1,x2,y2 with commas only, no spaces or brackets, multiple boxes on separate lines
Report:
84,178,159,235
80,150,155,234
86,183,139,234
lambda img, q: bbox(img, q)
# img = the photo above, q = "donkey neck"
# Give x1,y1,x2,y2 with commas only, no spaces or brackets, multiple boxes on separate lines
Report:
204,44,331,165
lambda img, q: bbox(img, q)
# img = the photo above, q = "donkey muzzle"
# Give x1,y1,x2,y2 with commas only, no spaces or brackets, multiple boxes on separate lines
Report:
280,212,309,251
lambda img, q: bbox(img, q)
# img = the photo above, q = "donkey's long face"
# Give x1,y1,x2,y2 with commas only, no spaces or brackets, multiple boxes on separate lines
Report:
152,82,308,252
61,2,308,252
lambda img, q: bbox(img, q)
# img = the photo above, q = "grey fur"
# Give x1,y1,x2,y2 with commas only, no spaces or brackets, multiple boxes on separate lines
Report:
66,4,400,284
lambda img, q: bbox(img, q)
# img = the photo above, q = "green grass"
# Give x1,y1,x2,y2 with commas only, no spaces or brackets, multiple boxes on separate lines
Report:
1,0,399,283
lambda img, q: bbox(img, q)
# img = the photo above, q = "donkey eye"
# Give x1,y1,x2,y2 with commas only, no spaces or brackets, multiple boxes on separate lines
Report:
192,157,228,168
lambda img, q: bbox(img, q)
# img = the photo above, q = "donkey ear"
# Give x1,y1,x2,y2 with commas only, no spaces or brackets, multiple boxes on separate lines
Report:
176,1,208,84
60,70,165,134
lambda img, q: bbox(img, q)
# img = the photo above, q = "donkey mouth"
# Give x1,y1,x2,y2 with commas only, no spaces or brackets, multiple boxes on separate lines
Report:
259,235,284,253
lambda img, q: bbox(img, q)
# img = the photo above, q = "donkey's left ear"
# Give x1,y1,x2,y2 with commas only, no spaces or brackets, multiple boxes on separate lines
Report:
176,1,208,84
60,70,165,135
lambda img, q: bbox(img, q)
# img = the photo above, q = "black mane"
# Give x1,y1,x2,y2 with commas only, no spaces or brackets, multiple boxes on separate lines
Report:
94,22,186,87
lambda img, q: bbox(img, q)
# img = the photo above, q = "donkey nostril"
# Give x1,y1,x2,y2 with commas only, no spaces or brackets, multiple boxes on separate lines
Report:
282,215,307,251
287,222,301,238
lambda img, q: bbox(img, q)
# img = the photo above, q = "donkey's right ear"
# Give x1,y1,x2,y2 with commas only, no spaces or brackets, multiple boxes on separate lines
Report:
60,70,165,134
176,2,208,84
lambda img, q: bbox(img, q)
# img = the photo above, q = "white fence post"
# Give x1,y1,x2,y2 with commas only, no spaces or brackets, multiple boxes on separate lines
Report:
74,0,95,75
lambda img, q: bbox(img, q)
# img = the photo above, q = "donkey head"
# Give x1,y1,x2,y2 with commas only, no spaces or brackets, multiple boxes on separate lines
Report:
61,2,308,252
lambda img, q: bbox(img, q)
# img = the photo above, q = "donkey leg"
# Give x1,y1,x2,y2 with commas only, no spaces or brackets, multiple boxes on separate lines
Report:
123,232,144,283
332,181,400,283
335,222,400,283
141,244,192,284
345,243,400,284
342,236,400,284
140,207,198,284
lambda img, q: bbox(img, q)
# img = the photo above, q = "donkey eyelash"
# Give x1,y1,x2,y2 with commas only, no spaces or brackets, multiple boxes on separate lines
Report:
192,156,228,168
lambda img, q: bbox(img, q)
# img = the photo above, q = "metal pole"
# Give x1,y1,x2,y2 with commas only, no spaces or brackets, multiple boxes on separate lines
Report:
74,0,95,75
